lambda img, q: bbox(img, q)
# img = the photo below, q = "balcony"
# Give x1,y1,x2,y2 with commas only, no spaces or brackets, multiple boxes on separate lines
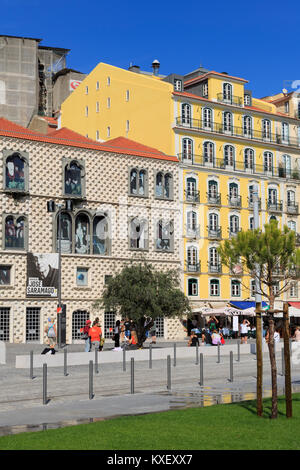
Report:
248,197,262,210
207,226,222,240
228,228,241,238
185,261,201,273
208,263,222,274
228,195,242,208
178,153,300,181
207,192,221,205
176,117,300,149
216,93,243,107
185,224,200,239
266,200,283,213
287,202,299,215
184,190,200,203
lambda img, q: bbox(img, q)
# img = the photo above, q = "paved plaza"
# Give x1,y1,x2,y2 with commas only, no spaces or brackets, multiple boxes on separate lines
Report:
0,339,300,436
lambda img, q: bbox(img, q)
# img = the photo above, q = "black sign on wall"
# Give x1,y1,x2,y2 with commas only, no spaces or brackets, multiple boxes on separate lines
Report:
57,304,67,348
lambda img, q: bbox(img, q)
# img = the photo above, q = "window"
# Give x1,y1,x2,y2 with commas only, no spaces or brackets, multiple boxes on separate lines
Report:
107,126,110,137
249,217,254,230
182,103,191,125
290,282,298,298
288,220,296,232
93,215,110,255
209,213,219,231
126,120,130,132
264,152,273,173
208,180,218,199
129,218,148,250
155,172,173,199
75,213,90,254
129,168,148,196
107,97,111,108
229,215,239,234
188,278,198,296
126,90,130,101
243,115,252,137
4,150,28,193
229,182,239,199
57,212,72,253
0,265,11,285
96,101,99,113
96,81,100,90
187,211,197,231
231,279,241,297
96,130,100,141
85,106,88,117
156,220,173,251
72,310,89,340
282,155,291,177
104,311,116,339
187,246,198,266
26,307,40,342
223,83,232,102
0,308,10,342
244,148,254,170
107,77,111,86
203,108,213,129
282,122,289,143
64,159,84,197
244,94,251,106
204,141,214,164
76,267,88,287
285,101,289,113
210,279,220,296
202,82,208,97
287,190,295,206
4,215,26,250
251,279,256,297
209,246,220,271
186,177,197,199
85,86,88,94
174,79,182,91
224,145,235,167
268,187,277,204
223,111,232,132
262,119,271,140
182,138,193,162
272,281,280,296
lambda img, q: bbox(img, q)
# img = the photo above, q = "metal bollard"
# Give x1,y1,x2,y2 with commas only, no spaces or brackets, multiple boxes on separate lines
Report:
174,343,176,367
149,343,152,369
123,347,126,372
64,348,68,376
217,343,220,363
30,350,34,380
229,351,233,382
237,341,240,362
43,363,47,405
89,360,93,399
95,348,99,374
199,353,204,386
167,355,171,391
195,342,199,365
131,358,134,394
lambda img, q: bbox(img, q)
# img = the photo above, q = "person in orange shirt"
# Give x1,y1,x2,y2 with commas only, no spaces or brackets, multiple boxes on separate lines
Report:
89,319,102,351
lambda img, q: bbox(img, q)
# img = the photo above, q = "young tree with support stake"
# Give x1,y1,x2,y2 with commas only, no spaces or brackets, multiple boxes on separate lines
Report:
94,262,191,348
218,220,300,419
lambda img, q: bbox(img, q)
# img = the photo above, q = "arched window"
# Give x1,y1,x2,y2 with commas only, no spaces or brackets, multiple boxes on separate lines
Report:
57,212,72,253
64,161,82,196
204,142,214,164
182,138,193,162
182,103,191,126
93,215,109,255
243,115,252,137
155,172,173,199
4,215,25,250
203,108,213,129
156,220,173,251
186,177,197,199
282,122,289,143
210,279,220,296
209,246,220,272
129,168,147,196
187,246,198,266
223,111,232,133
244,148,254,170
288,220,296,232
282,155,291,178
264,152,273,173
262,119,271,140
208,180,218,199
209,213,219,231
229,215,239,235
155,172,163,197
5,153,26,191
223,83,232,102
75,213,90,254
188,278,198,296
164,174,172,198
130,218,148,249
268,187,277,204
231,280,241,297
287,190,295,206
224,145,235,167
187,211,197,230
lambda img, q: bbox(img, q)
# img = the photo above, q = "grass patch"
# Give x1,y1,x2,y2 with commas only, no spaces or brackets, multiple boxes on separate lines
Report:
0,394,300,450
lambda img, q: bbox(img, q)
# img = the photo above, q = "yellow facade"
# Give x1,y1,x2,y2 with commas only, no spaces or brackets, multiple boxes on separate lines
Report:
60,64,300,311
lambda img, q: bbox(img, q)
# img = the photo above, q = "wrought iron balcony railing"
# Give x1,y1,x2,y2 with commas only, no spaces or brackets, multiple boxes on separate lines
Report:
207,192,221,205
248,197,262,210
216,93,243,106
287,202,299,215
207,226,222,239
178,153,300,181
185,224,200,238
208,263,222,274
185,261,201,273
184,190,200,203
266,200,283,212
176,117,300,148
228,195,242,208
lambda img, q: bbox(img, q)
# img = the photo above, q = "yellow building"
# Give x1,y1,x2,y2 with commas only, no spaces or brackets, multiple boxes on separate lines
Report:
61,62,300,315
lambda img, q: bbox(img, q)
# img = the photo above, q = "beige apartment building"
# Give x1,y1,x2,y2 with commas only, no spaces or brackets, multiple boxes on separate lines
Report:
0,118,185,344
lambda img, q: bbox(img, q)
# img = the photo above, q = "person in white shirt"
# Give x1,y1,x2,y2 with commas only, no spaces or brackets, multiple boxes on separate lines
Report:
240,319,250,344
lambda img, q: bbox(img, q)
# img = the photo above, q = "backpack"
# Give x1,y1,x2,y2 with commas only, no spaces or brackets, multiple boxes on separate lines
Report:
47,324,56,338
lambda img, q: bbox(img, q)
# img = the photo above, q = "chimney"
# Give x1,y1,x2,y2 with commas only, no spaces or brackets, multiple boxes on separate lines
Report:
152,59,160,76
128,64,140,73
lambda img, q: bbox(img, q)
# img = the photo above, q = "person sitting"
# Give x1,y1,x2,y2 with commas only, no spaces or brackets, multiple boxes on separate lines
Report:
127,329,138,349
188,331,199,347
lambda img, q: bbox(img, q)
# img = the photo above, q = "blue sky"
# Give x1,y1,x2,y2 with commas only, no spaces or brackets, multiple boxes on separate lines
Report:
2,0,299,98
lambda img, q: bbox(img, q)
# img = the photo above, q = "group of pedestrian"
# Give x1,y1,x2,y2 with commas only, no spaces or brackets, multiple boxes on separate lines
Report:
80,317,104,352
188,316,226,347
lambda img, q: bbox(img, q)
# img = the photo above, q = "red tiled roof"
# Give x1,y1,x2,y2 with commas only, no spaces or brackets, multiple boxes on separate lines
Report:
0,117,178,162
184,70,248,86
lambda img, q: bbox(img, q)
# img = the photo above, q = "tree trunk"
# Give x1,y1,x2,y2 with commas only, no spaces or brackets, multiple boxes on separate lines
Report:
283,302,292,418
256,304,263,417
268,292,278,419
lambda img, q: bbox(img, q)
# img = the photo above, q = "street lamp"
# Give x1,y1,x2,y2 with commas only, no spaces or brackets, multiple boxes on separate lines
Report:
47,199,74,348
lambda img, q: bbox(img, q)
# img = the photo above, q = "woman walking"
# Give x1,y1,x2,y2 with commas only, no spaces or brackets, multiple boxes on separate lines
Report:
113,320,121,351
